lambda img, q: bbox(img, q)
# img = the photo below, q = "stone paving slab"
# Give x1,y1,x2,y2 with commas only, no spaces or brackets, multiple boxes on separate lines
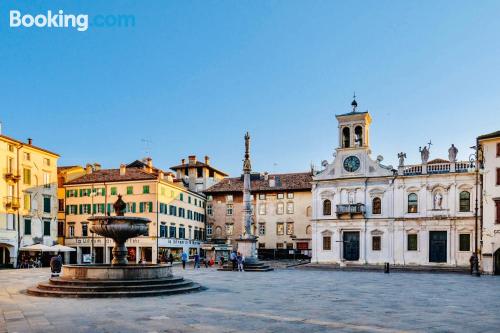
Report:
0,266,499,332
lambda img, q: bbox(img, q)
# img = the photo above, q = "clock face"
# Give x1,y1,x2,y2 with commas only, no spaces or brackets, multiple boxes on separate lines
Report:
343,156,360,172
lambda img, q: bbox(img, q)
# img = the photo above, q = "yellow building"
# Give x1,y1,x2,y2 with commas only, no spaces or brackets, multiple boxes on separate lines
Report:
62,159,207,264
0,135,59,267
57,165,86,245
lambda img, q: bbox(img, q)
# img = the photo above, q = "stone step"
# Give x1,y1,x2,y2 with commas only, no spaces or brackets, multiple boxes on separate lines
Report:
27,283,202,298
49,276,185,286
36,280,195,293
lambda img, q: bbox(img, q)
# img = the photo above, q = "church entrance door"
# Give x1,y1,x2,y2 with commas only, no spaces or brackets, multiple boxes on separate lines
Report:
429,231,447,263
343,231,360,261
494,249,500,275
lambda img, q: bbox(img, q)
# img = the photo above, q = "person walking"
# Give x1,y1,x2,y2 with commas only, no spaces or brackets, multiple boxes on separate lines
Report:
194,253,200,269
236,252,244,272
168,253,174,266
230,250,237,271
219,255,225,267
181,251,188,269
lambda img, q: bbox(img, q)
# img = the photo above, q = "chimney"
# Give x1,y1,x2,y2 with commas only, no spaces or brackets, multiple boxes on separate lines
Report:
85,164,93,175
166,173,174,182
204,155,210,165
27,138,32,145
188,155,197,164
119,164,126,176
146,157,153,168
93,163,101,171
181,158,186,165
158,171,164,180
269,175,275,187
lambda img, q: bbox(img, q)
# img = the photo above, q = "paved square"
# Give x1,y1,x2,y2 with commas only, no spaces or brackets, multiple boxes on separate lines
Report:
0,266,499,332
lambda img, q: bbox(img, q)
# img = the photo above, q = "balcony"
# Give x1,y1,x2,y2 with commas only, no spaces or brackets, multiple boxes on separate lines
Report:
336,204,366,217
4,172,21,182
4,196,21,210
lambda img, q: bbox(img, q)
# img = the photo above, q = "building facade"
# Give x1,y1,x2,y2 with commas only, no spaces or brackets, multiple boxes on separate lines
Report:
0,135,59,267
170,155,228,192
204,172,313,259
62,160,206,264
478,131,500,274
312,100,478,268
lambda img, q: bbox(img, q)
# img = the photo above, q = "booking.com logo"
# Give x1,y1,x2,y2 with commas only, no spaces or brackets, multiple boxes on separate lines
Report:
9,10,135,32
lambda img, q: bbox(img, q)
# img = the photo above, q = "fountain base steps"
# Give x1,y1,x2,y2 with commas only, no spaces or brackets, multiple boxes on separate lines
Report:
218,262,274,272
27,276,201,298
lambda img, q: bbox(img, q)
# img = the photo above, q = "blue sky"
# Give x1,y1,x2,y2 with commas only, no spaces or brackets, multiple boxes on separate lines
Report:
1,1,499,175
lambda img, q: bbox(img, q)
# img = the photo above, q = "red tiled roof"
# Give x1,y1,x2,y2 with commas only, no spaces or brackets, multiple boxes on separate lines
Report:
204,172,312,194
65,168,157,185
427,158,450,164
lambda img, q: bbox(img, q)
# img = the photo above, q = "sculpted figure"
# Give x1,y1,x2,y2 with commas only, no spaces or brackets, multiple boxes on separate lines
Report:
113,195,127,216
448,144,458,162
419,146,429,164
397,152,406,167
434,193,443,210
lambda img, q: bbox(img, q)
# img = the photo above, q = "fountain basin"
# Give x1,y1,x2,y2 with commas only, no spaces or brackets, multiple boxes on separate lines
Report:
61,264,172,280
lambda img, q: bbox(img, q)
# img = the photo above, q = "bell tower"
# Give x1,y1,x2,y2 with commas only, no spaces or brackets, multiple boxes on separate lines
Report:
336,94,372,151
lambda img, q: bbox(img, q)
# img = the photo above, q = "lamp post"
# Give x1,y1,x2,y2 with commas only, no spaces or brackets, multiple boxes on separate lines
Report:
469,144,484,277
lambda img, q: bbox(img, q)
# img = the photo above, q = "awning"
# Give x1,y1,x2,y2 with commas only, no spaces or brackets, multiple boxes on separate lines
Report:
19,244,52,252
49,244,76,252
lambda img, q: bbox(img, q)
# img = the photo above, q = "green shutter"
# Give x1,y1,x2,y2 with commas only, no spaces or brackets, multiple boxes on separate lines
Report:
107,203,111,214
132,202,136,213
79,204,82,214
93,204,97,214
66,205,70,214
79,189,83,197
102,188,106,196
139,202,144,213
149,202,153,212
66,190,69,198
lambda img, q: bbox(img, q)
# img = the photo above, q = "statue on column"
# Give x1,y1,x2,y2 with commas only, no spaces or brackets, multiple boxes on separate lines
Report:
448,144,458,162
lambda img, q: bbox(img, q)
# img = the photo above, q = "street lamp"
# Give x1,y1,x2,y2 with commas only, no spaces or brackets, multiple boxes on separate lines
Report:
469,144,484,277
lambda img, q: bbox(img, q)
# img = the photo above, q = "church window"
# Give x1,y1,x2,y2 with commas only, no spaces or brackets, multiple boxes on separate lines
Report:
459,234,470,251
323,200,332,216
342,127,350,148
407,234,418,251
323,236,331,250
408,193,418,213
459,191,471,212
372,236,381,251
372,197,381,214
354,126,363,147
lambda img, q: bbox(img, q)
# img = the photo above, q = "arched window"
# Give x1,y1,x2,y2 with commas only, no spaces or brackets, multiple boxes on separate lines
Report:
354,126,363,147
306,225,312,235
323,199,332,216
372,197,381,214
342,127,350,148
408,193,418,213
459,191,471,212
306,206,312,217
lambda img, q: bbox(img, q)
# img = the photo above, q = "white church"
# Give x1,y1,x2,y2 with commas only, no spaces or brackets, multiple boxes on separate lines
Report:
311,99,477,268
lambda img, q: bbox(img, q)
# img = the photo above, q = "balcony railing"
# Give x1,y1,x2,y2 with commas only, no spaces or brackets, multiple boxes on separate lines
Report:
336,204,366,216
4,196,20,210
401,161,475,176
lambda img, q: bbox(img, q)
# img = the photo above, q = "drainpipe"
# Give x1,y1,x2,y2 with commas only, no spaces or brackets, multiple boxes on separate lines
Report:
16,142,24,266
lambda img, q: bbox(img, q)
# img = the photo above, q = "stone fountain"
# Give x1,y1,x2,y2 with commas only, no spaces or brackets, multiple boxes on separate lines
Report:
28,196,201,297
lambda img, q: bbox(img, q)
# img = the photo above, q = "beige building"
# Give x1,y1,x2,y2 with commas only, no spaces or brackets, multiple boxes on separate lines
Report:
62,159,207,264
204,172,313,259
0,135,59,267
478,131,500,274
170,155,228,192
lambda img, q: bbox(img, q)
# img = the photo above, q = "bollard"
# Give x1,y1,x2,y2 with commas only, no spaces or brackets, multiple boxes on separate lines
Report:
384,262,390,273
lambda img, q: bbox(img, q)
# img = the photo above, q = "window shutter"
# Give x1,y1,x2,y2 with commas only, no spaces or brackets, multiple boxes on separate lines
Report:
107,203,111,214
92,204,96,214
497,143,500,157
140,202,144,213
79,204,82,214
496,201,500,224
497,168,500,186
66,190,69,198
66,205,70,214
149,202,153,212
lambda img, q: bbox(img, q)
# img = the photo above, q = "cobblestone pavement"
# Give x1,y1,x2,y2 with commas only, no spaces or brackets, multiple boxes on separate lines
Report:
0,266,499,332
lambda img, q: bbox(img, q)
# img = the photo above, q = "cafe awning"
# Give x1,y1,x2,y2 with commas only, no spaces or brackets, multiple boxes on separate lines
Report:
19,244,52,252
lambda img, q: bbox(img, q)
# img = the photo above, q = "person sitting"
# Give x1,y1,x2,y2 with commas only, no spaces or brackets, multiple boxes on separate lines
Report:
50,252,63,277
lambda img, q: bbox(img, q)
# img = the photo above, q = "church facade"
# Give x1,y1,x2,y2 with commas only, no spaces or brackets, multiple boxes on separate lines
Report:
311,100,477,268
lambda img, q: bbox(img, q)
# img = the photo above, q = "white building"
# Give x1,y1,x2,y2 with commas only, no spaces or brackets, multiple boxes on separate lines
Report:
311,99,478,269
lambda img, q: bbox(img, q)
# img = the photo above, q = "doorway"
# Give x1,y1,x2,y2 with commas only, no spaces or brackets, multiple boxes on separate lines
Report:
494,249,500,275
429,231,447,263
343,231,360,261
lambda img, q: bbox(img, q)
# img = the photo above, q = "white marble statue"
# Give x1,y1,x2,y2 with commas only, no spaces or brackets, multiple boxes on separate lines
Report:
448,144,458,162
420,146,429,164
434,192,443,210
